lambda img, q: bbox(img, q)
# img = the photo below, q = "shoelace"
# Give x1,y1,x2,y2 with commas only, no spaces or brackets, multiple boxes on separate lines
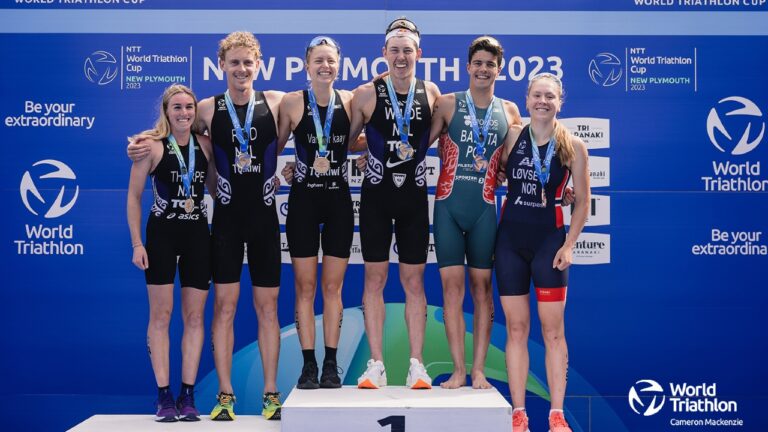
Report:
179,392,195,407
302,362,318,375
217,393,234,406
322,361,344,375
550,413,569,427
364,361,380,374
159,393,176,409
512,411,527,426
412,363,427,376
265,393,281,406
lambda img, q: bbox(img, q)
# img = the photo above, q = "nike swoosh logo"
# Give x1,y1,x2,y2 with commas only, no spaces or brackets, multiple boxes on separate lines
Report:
386,158,411,168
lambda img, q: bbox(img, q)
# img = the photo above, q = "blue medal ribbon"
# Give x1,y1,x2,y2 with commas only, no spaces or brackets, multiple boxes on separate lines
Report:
167,134,196,199
307,86,336,157
530,128,556,196
465,90,496,158
384,77,416,145
223,90,256,156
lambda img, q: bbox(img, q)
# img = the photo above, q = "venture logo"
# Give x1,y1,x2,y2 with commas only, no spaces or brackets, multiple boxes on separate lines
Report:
588,52,623,87
628,379,666,416
84,51,118,85
707,96,764,155
20,159,79,218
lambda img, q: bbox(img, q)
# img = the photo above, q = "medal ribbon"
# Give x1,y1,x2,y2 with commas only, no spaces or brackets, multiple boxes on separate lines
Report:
384,77,416,144
529,128,556,195
307,86,336,157
223,90,256,156
167,134,196,199
465,90,496,158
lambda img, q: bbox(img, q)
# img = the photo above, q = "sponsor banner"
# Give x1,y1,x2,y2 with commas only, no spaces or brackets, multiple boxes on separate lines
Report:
559,117,611,150
562,194,610,227
588,155,610,188
628,379,746,429
572,232,611,264
16,159,85,256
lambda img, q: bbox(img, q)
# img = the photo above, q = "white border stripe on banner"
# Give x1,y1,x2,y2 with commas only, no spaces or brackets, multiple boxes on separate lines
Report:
1,10,767,35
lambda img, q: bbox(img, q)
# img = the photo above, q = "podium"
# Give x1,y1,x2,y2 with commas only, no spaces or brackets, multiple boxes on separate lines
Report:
70,414,281,431
281,385,512,432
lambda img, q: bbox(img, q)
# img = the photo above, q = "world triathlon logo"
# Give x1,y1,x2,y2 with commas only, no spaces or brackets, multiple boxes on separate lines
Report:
20,160,79,218
706,96,765,155
588,52,623,87
84,50,118,85
628,379,666,416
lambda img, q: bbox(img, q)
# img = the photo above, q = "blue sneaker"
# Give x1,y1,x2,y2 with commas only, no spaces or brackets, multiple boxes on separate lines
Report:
155,390,178,422
176,390,200,421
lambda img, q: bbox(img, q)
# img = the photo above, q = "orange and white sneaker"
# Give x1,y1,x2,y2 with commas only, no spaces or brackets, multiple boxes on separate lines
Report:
549,410,572,432
357,359,387,389
405,358,432,389
512,408,530,432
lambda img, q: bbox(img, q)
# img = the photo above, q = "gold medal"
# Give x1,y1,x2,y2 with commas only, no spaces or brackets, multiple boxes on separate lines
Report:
236,152,251,169
184,198,194,213
313,156,330,174
397,142,414,161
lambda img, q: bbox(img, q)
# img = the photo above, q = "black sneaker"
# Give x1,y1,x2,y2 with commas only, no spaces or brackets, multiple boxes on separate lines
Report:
297,362,320,389
320,359,343,388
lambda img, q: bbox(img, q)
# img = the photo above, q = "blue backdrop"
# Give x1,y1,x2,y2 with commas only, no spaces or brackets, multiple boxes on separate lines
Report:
1,1,767,431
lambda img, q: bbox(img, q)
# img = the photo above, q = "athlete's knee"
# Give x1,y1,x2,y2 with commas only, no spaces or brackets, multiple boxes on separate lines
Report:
400,271,424,294
213,300,237,323
321,281,342,301
183,309,204,330
254,297,279,322
364,272,387,292
295,283,317,304
540,323,566,346
149,308,172,330
506,318,530,343
469,282,492,304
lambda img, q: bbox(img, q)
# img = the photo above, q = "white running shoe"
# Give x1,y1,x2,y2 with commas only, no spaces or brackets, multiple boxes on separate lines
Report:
405,358,432,389
357,359,387,389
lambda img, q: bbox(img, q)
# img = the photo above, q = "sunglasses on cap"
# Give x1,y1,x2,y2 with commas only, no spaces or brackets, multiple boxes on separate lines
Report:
385,17,420,37
306,36,341,56
530,72,563,86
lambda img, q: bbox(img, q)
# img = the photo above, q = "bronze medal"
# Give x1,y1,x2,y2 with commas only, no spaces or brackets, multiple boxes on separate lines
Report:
184,198,194,213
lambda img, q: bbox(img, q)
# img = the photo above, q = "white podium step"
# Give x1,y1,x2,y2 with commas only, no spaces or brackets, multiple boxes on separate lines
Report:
282,385,512,432
69,415,281,431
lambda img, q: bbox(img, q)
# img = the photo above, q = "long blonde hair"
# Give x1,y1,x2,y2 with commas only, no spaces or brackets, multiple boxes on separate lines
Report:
528,73,575,166
128,84,199,143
